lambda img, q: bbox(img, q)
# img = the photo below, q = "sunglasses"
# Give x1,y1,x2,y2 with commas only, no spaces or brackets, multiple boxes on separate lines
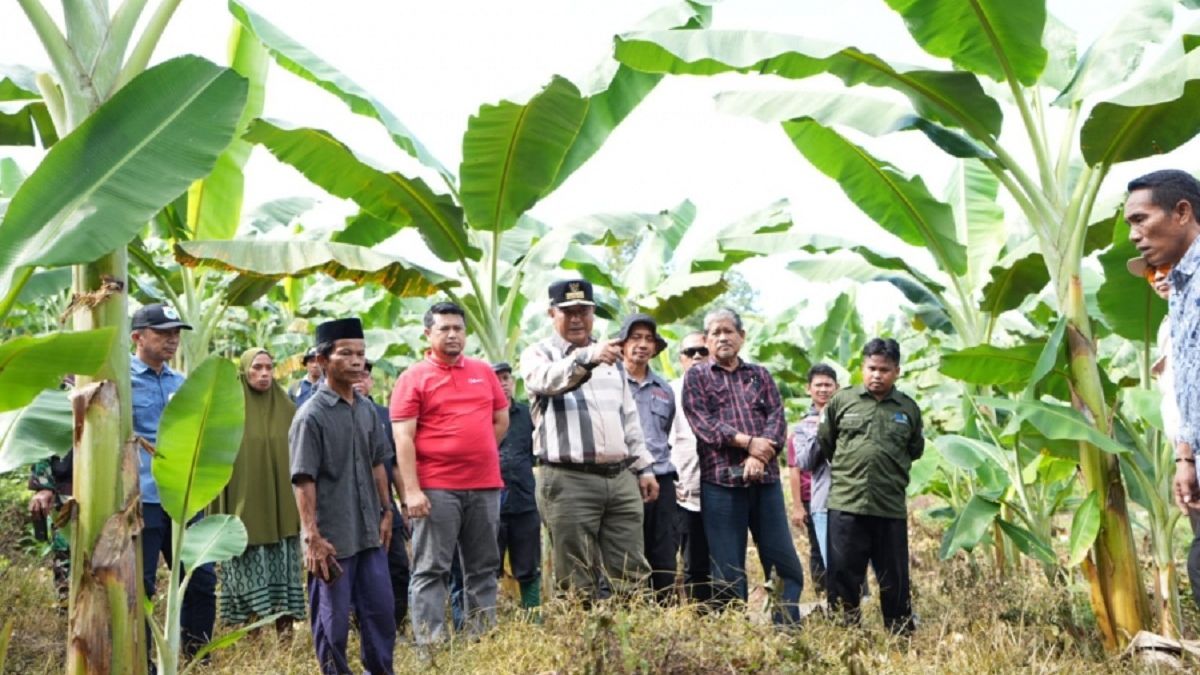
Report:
682,347,709,358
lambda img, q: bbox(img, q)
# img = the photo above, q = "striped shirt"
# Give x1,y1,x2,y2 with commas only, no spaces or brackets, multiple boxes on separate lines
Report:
519,334,653,473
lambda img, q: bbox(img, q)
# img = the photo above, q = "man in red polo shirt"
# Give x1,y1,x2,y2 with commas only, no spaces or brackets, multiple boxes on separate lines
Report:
390,301,510,649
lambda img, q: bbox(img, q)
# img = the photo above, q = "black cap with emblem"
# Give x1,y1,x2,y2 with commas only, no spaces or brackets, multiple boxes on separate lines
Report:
131,303,192,330
548,278,595,308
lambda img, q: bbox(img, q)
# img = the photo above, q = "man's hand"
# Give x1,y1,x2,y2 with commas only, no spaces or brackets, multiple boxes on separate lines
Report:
747,436,777,464
790,503,807,528
639,474,659,503
590,339,624,366
29,489,54,519
1175,460,1200,513
379,509,394,551
406,489,432,519
302,531,339,581
743,456,766,483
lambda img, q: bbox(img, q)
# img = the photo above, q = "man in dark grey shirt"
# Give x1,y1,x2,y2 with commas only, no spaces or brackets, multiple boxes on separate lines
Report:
290,318,396,675
619,313,678,601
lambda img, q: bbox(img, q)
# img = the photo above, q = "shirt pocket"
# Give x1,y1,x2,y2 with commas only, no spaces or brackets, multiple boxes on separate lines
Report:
839,413,869,438
881,411,913,446
650,396,673,429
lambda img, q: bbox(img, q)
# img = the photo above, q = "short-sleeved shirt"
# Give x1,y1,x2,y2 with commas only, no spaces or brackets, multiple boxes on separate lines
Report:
131,355,185,505
818,385,924,520
627,368,676,476
289,384,393,557
389,353,507,490
499,401,536,515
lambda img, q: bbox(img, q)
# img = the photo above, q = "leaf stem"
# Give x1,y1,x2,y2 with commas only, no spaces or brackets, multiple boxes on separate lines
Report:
17,0,93,121
114,0,183,89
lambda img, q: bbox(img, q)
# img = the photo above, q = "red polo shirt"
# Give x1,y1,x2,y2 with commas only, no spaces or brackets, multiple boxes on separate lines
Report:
389,352,507,490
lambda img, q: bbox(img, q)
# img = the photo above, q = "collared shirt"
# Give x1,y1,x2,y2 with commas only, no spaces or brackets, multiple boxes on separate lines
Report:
389,352,507,490
627,367,676,475
499,400,536,515
681,357,786,488
519,334,653,473
290,377,321,409
289,384,393,557
1170,234,1200,449
670,380,701,511
818,385,924,519
131,355,185,505
791,406,830,513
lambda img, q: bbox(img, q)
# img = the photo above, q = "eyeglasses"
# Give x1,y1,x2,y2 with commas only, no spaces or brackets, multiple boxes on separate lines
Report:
682,347,709,358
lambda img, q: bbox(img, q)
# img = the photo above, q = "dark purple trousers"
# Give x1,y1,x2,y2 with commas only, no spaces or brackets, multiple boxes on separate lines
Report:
308,546,396,675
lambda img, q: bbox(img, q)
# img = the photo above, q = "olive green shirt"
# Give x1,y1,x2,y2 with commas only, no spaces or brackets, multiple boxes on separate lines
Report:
818,385,924,519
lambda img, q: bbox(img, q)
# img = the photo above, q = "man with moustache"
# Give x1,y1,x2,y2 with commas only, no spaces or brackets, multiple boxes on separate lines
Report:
520,279,658,599
290,318,396,674
392,302,509,646
617,313,678,602
819,338,923,635
682,308,804,624
1126,169,1200,610
670,331,712,603
131,303,218,658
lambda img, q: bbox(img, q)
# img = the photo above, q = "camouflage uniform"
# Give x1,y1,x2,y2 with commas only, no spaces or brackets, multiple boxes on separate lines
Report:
28,456,71,606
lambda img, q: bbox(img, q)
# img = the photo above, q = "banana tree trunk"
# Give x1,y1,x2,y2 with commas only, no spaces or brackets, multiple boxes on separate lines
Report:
67,251,146,674
1064,276,1149,649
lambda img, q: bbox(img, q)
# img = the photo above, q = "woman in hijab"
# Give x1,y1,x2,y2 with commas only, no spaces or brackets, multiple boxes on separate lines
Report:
212,348,305,628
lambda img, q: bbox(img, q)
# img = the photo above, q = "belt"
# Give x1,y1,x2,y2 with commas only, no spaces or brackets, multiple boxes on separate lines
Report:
546,459,634,478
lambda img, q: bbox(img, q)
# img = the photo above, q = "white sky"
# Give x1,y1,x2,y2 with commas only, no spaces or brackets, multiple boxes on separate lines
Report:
1,0,1190,329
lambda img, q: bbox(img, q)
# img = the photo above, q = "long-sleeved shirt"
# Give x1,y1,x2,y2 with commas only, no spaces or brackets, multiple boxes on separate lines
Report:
132,355,185,505
627,368,675,475
1170,235,1200,449
681,357,786,488
792,407,830,513
670,380,701,511
519,334,653,473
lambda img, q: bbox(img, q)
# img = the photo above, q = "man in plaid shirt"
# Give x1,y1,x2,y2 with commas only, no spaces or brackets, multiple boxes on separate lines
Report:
682,308,805,623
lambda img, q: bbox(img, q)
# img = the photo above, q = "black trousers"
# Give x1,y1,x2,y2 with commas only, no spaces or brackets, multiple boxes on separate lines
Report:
677,505,712,603
643,473,680,601
802,499,827,594
498,509,542,584
826,509,912,634
389,515,411,629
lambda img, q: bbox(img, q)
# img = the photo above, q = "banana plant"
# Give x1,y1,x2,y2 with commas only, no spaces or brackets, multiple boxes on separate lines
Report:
176,0,713,363
2,1,251,669
149,356,248,675
613,0,1199,647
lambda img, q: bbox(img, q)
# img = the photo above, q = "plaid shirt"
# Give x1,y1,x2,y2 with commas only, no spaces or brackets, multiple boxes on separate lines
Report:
681,357,786,487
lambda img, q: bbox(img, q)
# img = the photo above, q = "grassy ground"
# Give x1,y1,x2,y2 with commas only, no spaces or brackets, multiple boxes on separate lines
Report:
0,473,1189,674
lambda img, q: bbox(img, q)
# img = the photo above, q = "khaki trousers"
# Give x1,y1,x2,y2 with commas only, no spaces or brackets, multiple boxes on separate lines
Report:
537,465,649,598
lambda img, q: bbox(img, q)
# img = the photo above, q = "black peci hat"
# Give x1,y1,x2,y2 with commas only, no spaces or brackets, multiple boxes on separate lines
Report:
315,318,365,345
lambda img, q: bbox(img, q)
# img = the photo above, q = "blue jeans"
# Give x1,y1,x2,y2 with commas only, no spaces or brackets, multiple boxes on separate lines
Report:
812,510,828,566
701,480,804,623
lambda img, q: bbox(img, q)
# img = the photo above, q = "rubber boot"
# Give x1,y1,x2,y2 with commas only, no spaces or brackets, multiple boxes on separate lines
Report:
519,578,541,608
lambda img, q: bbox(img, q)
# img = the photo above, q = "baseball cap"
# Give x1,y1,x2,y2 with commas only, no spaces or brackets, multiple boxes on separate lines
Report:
131,303,192,330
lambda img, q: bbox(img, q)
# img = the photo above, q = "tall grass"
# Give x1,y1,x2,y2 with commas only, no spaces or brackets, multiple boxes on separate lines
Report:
0,473,1183,673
